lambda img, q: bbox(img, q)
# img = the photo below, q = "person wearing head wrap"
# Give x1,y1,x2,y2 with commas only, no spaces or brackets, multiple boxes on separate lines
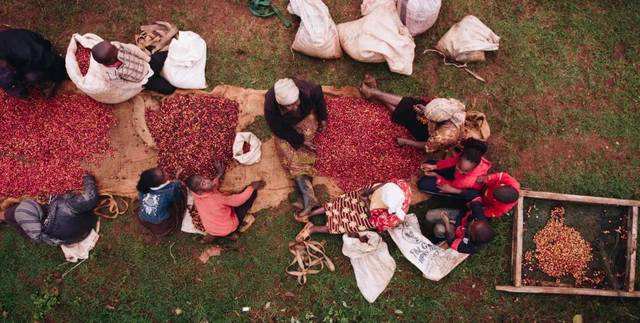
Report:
0,28,67,98
358,74,489,155
264,78,328,218
292,179,411,242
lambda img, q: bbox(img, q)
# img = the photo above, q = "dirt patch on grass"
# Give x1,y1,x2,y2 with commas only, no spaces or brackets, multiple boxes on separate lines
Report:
512,135,628,180
448,276,487,309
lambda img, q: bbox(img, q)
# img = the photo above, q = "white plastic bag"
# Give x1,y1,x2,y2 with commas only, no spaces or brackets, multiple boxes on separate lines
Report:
181,192,206,235
397,0,441,36
161,31,207,89
65,33,152,104
287,0,342,59
337,0,415,75
388,213,468,281
232,132,262,165
342,232,396,303
435,15,500,63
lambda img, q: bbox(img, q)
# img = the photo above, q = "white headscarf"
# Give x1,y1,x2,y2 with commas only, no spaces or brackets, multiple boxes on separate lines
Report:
379,183,406,221
274,78,300,106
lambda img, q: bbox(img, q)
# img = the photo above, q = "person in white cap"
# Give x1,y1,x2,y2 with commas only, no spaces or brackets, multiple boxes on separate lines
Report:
264,78,328,217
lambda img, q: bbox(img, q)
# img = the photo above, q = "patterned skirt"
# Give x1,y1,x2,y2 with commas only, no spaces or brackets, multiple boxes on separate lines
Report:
324,184,375,234
274,115,318,177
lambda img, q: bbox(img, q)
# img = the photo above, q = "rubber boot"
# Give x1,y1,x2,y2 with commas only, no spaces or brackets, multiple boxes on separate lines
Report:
294,175,319,217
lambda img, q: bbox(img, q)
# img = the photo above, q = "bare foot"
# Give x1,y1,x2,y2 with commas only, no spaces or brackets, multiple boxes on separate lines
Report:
359,82,374,100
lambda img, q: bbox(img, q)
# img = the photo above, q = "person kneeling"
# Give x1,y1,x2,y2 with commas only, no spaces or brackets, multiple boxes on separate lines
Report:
136,168,185,237
0,174,98,246
294,180,412,241
186,161,266,241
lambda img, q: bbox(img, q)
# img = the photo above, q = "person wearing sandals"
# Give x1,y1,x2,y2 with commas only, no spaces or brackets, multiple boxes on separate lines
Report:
186,161,266,242
136,167,186,237
359,74,488,154
294,179,411,242
264,78,328,220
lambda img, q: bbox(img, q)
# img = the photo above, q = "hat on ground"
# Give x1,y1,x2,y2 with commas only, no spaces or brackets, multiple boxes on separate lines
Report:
274,78,299,106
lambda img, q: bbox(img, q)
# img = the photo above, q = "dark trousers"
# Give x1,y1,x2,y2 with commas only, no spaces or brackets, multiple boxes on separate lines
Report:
145,51,176,95
233,189,259,224
417,160,480,201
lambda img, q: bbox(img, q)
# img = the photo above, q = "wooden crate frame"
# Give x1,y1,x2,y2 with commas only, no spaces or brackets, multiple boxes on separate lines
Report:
496,190,640,297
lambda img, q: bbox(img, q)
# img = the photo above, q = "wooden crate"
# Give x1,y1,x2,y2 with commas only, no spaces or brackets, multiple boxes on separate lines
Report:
496,190,640,297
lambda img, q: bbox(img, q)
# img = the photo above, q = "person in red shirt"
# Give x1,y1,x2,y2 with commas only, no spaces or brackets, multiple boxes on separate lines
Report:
417,139,491,198
186,161,265,240
469,172,520,219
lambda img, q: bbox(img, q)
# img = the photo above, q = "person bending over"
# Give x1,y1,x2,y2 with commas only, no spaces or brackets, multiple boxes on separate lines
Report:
264,77,328,218
0,174,98,245
418,139,491,198
136,167,185,237
469,172,520,219
359,74,466,154
425,207,494,254
186,161,266,241
0,28,67,98
91,40,175,95
294,179,411,241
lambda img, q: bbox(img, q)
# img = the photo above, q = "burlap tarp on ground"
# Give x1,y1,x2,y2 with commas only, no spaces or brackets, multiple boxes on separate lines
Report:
9,82,435,212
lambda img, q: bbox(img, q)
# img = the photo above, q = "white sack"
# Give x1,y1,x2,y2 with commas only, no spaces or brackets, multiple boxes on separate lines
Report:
435,15,500,63
338,1,416,75
397,0,442,36
181,192,206,235
287,0,342,59
161,31,207,89
232,132,262,165
60,229,100,263
388,213,468,281
342,231,396,303
65,33,151,104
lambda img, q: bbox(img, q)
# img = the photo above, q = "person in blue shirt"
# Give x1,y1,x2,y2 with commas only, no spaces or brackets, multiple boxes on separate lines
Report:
136,167,185,237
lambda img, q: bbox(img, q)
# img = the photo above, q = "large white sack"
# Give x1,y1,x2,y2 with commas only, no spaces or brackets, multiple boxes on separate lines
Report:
360,0,396,16
388,213,468,281
342,231,396,303
181,192,206,235
287,0,342,59
161,31,207,89
338,1,415,75
397,0,441,36
435,15,500,63
66,33,151,104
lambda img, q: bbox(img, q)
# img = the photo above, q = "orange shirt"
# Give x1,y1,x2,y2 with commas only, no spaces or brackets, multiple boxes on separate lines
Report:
192,187,255,237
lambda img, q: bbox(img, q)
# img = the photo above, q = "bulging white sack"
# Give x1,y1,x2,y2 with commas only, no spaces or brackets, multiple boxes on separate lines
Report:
397,0,442,36
435,15,500,63
161,31,207,89
287,0,342,59
233,132,262,165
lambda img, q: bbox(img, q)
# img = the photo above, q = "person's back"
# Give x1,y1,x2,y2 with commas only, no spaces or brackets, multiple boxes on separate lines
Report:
0,29,60,72
192,189,241,237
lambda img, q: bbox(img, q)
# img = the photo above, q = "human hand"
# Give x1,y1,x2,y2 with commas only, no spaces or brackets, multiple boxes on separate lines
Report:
213,160,225,175
412,104,425,114
250,180,266,190
396,137,408,146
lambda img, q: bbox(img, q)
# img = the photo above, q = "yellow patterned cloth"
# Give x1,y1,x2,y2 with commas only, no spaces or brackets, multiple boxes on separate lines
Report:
274,115,318,177
324,184,375,234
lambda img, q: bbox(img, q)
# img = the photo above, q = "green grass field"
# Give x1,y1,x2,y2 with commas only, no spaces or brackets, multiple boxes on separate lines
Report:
1,0,639,321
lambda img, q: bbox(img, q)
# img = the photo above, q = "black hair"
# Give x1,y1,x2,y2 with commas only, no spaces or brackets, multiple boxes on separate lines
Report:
472,220,495,243
186,175,203,193
493,186,519,203
460,138,488,165
136,168,164,194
